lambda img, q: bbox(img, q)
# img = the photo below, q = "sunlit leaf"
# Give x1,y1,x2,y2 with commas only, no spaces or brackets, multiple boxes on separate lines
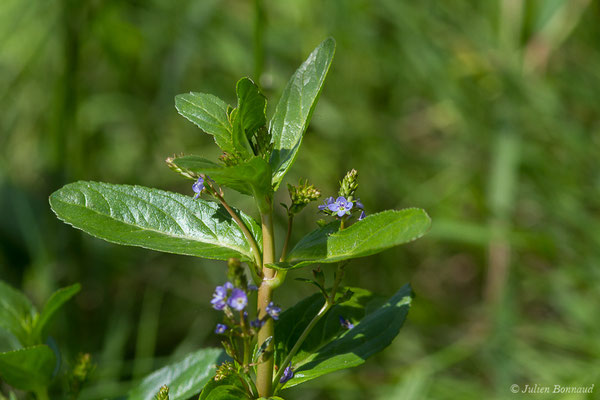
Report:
128,348,226,400
269,209,431,270
50,182,262,262
269,38,336,190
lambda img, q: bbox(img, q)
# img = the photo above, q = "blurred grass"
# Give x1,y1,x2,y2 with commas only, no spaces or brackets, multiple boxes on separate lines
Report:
1,0,599,399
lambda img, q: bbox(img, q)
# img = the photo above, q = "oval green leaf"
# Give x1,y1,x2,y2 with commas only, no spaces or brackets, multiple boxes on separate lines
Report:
198,375,250,400
32,283,81,342
0,280,37,347
269,208,431,270
128,348,226,400
0,345,56,391
50,182,262,262
269,38,336,190
276,284,413,388
232,78,267,157
175,92,234,153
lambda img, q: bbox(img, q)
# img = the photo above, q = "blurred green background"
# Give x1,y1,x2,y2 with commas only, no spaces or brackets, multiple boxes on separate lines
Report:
1,0,599,399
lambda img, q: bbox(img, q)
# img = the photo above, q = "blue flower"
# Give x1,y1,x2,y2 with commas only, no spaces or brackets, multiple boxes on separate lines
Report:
192,177,205,199
248,284,258,291
227,288,248,311
250,318,264,329
358,211,366,221
339,315,354,330
279,362,294,384
215,323,228,334
211,282,233,310
266,302,281,320
327,196,353,217
318,196,335,211
355,199,364,209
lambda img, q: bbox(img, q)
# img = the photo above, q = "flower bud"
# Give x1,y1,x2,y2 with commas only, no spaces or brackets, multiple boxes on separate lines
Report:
338,169,358,201
214,361,235,382
287,180,321,215
154,385,169,400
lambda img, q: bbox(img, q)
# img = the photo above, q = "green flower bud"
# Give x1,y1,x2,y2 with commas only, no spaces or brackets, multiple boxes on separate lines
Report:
69,353,95,398
338,169,358,201
219,151,244,166
287,180,321,215
154,385,169,400
214,361,235,382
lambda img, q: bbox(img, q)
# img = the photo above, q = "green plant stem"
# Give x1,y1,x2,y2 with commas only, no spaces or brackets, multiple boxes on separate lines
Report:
207,182,263,269
330,262,346,303
256,207,276,397
280,214,294,261
273,300,331,389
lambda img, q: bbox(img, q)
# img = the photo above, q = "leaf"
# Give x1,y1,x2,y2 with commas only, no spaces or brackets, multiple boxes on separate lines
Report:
50,182,262,262
128,348,226,400
31,283,81,342
0,345,56,391
274,288,377,367
169,156,272,198
198,375,250,400
269,209,431,270
0,280,37,346
231,78,267,157
175,93,234,153
269,38,336,190
275,285,412,388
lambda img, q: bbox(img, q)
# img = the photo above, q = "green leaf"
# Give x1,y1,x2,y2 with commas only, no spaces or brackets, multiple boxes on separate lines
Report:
128,348,225,400
0,280,37,346
50,182,262,262
231,78,267,157
269,209,431,270
0,345,56,391
269,38,336,190
169,156,272,198
31,283,81,342
198,375,250,400
276,285,412,388
175,93,234,153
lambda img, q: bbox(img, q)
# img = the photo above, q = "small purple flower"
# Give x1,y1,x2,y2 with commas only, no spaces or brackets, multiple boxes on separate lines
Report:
250,318,264,329
318,196,335,211
358,211,366,221
266,302,281,320
192,177,205,199
327,196,353,217
215,323,228,334
248,284,258,291
279,362,294,384
355,199,364,209
227,288,248,311
339,315,354,330
211,282,233,310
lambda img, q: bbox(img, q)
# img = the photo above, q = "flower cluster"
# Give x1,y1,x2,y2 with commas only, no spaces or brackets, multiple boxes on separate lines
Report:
211,282,282,336
318,196,365,219
287,180,321,215
318,169,367,220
